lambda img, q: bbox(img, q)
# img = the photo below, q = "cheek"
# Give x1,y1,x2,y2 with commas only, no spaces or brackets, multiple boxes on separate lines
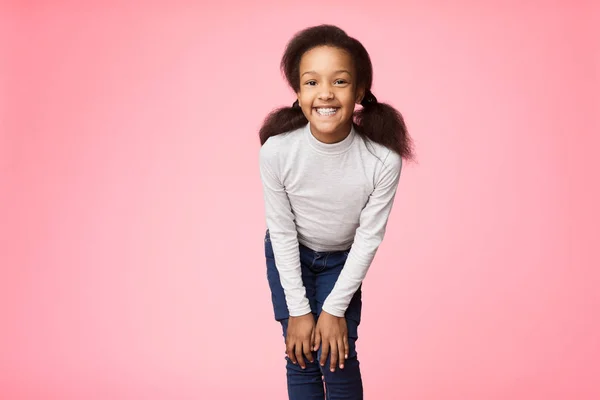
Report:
298,91,311,107
342,94,357,108
341,89,357,103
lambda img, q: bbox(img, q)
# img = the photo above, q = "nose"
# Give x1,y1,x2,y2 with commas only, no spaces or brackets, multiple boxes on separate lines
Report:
318,83,334,100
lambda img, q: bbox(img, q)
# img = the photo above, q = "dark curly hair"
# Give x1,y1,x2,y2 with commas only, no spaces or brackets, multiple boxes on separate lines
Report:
259,24,414,160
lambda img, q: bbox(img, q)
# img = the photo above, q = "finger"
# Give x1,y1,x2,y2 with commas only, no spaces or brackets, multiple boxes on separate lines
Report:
337,338,345,369
287,341,297,365
313,329,321,352
329,340,338,372
320,340,330,367
303,340,314,363
296,344,306,369
343,335,349,360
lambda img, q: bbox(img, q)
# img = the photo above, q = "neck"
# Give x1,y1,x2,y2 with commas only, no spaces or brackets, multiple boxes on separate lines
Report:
305,123,355,155
309,122,353,144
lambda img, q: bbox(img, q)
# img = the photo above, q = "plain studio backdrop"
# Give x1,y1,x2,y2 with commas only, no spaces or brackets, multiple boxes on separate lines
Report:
1,1,599,399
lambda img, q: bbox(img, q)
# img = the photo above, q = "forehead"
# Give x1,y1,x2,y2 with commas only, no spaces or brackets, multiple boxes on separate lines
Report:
299,46,354,74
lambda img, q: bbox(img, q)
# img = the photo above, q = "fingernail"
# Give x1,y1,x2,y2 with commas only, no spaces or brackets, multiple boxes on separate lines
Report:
341,364,344,369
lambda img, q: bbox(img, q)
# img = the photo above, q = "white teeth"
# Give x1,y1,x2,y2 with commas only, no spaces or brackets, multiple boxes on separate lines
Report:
316,108,337,115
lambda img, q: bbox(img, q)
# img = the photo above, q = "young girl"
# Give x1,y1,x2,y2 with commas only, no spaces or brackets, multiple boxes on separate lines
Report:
259,24,414,399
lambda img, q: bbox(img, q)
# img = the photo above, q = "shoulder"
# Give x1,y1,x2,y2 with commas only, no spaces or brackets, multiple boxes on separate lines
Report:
383,148,402,172
359,135,402,172
260,125,305,161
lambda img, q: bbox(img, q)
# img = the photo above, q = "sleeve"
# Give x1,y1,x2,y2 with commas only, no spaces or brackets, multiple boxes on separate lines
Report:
259,143,311,317
322,150,402,317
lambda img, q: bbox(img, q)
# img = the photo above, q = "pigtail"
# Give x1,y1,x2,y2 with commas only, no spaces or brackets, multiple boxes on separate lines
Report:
354,102,415,161
259,105,308,146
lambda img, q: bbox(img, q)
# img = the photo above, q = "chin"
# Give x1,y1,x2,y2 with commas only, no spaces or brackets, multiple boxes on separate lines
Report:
310,122,336,134
311,120,347,133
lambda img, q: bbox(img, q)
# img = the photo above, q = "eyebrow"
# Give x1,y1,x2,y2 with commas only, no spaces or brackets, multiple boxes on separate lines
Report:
301,70,352,77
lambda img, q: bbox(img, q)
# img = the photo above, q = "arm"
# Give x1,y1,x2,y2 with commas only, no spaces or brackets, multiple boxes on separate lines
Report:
322,150,403,317
259,144,311,317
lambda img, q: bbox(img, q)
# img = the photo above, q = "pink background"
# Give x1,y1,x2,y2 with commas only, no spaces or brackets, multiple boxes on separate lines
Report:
2,1,599,399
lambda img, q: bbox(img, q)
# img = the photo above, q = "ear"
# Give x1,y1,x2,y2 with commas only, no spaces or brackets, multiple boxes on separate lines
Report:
355,87,366,104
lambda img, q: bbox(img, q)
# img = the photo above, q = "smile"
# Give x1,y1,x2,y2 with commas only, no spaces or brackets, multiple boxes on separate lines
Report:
314,107,339,116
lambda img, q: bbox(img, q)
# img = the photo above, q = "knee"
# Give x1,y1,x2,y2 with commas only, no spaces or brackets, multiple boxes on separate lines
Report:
285,355,321,375
320,355,361,385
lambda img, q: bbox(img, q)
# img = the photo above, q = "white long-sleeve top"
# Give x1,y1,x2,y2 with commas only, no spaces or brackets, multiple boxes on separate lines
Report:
259,122,402,317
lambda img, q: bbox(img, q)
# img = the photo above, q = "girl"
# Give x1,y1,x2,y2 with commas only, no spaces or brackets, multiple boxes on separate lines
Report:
259,24,414,400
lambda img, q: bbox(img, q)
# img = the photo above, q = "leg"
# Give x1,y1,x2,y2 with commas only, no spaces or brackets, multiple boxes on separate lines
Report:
265,230,325,399
320,317,362,400
280,319,325,400
315,251,364,400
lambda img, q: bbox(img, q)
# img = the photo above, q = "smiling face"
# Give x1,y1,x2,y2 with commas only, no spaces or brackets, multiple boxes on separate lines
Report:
297,46,365,144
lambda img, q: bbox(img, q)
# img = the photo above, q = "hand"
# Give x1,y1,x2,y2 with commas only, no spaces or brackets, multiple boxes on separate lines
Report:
286,313,316,369
314,311,349,372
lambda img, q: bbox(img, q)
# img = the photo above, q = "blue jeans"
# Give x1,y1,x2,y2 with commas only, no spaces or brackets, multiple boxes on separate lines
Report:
265,230,363,400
